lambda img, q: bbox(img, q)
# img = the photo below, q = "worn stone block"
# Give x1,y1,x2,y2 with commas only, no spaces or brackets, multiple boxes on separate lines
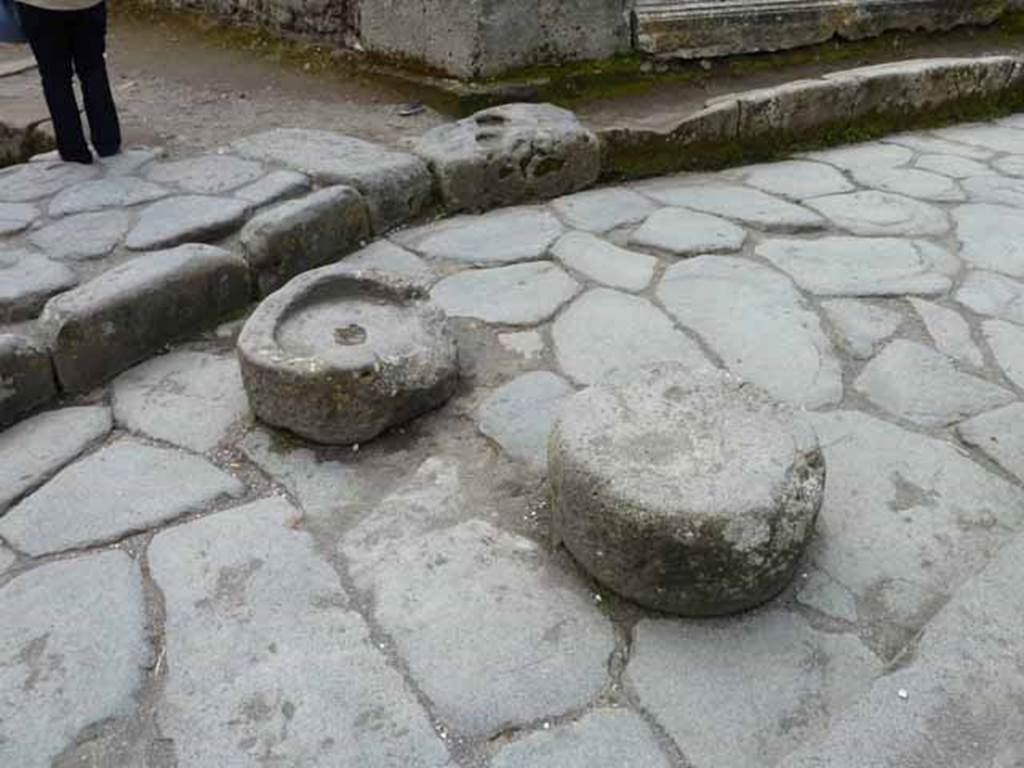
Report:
0,334,56,428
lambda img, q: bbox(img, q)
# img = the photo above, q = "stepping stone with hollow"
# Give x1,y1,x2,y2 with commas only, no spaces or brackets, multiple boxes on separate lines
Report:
0,249,77,322
640,183,825,232
956,270,1024,324
821,299,905,360
549,363,824,616
657,256,842,408
125,195,250,251
48,176,168,216
550,187,657,232
806,191,949,236
553,288,710,385
551,231,656,291
431,262,580,326
145,154,265,194
0,438,244,555
28,209,133,261
629,208,746,256
957,403,1024,482
743,160,854,200
477,371,574,469
953,204,1024,277
855,340,1014,427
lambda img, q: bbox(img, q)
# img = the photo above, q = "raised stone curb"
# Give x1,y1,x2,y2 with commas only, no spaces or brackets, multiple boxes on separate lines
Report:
39,244,250,393
0,334,56,428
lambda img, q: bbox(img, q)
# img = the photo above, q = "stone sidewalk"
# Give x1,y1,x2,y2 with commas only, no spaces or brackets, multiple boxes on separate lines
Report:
3,116,1024,766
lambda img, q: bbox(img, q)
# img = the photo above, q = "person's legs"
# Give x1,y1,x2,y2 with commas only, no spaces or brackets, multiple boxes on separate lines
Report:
69,1,120,157
15,2,91,163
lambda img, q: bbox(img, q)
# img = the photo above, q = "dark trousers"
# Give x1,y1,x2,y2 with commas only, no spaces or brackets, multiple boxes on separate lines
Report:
15,1,121,163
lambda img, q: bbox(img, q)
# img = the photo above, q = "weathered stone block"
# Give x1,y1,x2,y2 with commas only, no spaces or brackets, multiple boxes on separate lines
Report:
239,185,371,296
413,103,600,213
0,334,56,428
39,244,251,394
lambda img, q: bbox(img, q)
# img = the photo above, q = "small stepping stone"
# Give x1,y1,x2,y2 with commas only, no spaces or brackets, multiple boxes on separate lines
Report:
549,187,656,232
49,176,168,216
552,231,656,291
477,371,574,469
549,363,825,616
29,209,133,261
146,154,265,194
821,299,905,360
954,204,1024,277
743,160,855,200
957,403,1024,482
0,203,39,236
807,191,949,236
641,183,825,232
910,299,984,368
629,208,747,255
126,195,250,251
0,249,78,322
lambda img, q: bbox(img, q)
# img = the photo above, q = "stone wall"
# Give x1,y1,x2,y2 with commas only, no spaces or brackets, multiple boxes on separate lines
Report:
152,0,358,43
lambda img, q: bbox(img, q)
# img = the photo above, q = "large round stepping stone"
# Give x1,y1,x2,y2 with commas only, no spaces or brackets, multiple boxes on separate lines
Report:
238,266,458,445
548,363,825,616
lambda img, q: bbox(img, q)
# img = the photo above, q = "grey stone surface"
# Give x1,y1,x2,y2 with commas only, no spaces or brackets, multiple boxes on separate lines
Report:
993,154,1024,177
849,166,965,202
394,206,564,266
125,195,250,250
145,154,265,194
0,202,39,236
239,267,458,445
550,187,657,232
786,530,1024,767
342,512,615,737
934,124,1024,155
626,611,881,768
809,410,1024,641
909,299,984,367
431,262,580,326
550,364,823,616
233,169,310,208
658,256,842,408
916,153,990,178
239,185,371,295
0,249,78,322
821,299,904,360
983,319,1024,390
39,244,250,393
490,709,671,768
0,161,98,202
99,147,163,176
855,340,1014,427
551,231,656,292
498,330,545,359
0,544,12,574
796,568,859,623
884,132,994,159
149,497,451,767
743,160,855,200
629,207,747,256
232,129,432,231
413,103,599,212
28,209,133,261
0,405,111,513
113,351,248,453
553,288,710,386
0,437,244,555
342,241,436,288
807,191,949,236
477,371,574,469
956,270,1024,324
954,203,1024,277
48,176,168,216
757,237,955,297
804,141,913,171
640,183,825,232
957,403,1024,482
0,334,56,428
962,174,1024,208
0,551,147,768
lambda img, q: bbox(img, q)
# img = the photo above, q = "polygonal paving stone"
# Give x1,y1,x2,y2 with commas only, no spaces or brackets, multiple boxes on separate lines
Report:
113,351,249,453
809,410,1024,648
626,611,881,768
149,497,451,768
0,161,99,203
341,513,616,737
883,133,994,160
957,403,1024,482
855,340,1013,427
0,203,39,236
48,176,169,216
954,204,1024,277
916,153,991,179
0,438,244,555
629,208,746,256
342,240,436,288
145,154,265,194
99,147,164,176
0,405,111,514
802,142,913,171
983,319,1024,390
431,262,580,325
657,257,842,408
640,183,825,232
394,206,564,266
742,160,855,200
0,551,147,768
552,231,656,291
993,154,1024,177
956,270,1024,324
553,288,711,385
757,237,955,297
28,209,133,261
0,545,12,574
490,709,671,768
821,299,905,360
0,249,78,322
477,371,574,469
233,169,310,208
125,195,250,250
850,166,965,202
549,187,657,232
806,191,949,236
910,299,984,367
962,174,1024,208
933,124,1024,154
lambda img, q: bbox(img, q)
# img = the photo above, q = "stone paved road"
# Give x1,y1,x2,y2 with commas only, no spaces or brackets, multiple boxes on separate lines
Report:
5,116,1024,766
